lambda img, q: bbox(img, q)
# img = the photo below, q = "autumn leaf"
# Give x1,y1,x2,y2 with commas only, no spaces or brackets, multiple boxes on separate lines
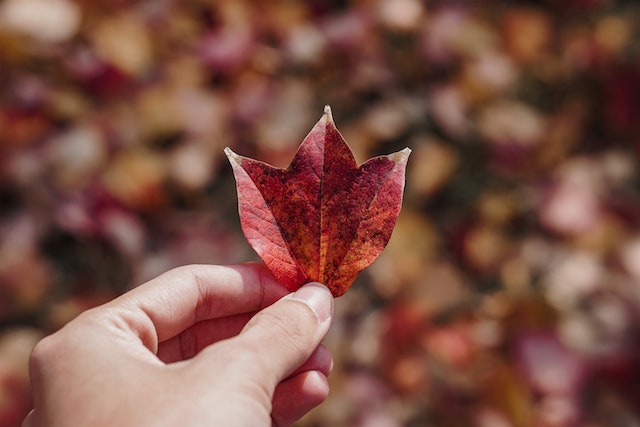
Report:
225,106,410,297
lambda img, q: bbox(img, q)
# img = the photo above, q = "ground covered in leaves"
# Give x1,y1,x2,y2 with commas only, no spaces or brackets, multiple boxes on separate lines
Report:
1,0,640,426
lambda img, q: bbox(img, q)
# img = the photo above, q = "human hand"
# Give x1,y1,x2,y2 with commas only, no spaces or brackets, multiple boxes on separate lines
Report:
23,263,334,427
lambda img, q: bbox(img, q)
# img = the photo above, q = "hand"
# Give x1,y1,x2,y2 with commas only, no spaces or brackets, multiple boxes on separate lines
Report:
23,263,334,427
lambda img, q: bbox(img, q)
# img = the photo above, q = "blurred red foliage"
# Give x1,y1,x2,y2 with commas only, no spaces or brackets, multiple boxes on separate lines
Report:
1,0,640,426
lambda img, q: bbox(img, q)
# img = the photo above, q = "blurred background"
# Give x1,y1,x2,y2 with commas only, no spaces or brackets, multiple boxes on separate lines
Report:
1,0,640,425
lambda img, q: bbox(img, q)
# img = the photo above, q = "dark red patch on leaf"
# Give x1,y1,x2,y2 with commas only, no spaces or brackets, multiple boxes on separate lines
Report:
225,106,410,297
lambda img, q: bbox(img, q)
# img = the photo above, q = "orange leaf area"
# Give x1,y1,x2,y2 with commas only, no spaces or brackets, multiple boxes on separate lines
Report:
225,106,410,297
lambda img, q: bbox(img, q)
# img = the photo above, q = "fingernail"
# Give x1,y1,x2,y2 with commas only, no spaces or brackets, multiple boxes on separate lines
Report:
288,283,333,323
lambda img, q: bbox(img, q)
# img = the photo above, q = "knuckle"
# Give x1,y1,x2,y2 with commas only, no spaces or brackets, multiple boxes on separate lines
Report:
27,314,94,381
28,334,59,380
164,264,205,285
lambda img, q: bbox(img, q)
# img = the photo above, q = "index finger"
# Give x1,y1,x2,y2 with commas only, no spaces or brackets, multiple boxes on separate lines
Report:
111,263,290,345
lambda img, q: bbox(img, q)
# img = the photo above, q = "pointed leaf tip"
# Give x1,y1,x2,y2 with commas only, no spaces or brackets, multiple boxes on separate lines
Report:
393,147,412,162
226,107,410,297
224,147,240,165
323,105,333,122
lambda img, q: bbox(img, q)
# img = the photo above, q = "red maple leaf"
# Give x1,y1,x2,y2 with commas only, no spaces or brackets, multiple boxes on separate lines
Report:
225,106,410,297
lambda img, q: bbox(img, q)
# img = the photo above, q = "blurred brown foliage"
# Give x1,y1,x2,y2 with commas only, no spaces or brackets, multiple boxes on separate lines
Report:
1,0,640,426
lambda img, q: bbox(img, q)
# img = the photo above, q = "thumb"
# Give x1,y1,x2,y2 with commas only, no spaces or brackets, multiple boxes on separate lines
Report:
233,282,333,389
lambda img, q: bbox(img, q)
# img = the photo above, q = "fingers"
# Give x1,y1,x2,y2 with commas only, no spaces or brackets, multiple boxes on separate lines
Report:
224,283,334,389
111,264,289,345
157,305,332,366
271,344,333,426
157,312,254,363
272,370,330,427
286,345,333,379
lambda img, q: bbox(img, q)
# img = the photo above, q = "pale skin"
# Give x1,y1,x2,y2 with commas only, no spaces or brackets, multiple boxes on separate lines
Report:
23,263,334,427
